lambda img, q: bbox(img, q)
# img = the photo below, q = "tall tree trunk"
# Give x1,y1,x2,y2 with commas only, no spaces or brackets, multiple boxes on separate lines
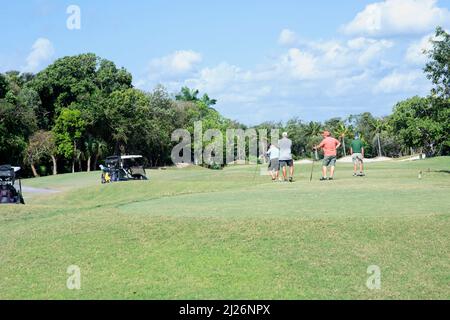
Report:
342,138,347,157
73,141,77,173
78,158,82,172
115,141,120,156
51,155,58,175
93,154,98,171
30,164,39,177
377,134,382,157
87,156,91,172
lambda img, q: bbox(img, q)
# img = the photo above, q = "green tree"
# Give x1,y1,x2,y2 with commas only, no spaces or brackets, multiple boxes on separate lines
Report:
96,59,132,94
104,88,150,154
175,87,200,102
390,96,444,156
348,112,377,157
83,135,96,172
92,139,109,171
53,108,86,173
284,118,307,158
424,27,450,99
0,73,7,98
144,86,179,166
24,130,57,177
423,26,450,155
373,118,389,157
304,121,323,158
334,123,353,157
30,53,132,130
200,93,217,107
0,99,37,165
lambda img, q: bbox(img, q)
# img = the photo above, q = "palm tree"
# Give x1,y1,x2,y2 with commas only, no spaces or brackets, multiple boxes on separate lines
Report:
75,148,84,172
84,136,95,172
373,118,387,157
175,87,200,102
92,140,108,171
335,123,353,157
200,93,217,107
305,121,322,159
305,121,322,138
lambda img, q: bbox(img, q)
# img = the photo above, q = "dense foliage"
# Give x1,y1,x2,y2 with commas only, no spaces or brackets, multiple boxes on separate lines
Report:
0,28,448,176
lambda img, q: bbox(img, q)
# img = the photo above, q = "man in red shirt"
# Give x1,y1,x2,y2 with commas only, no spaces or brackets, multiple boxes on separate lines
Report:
314,131,341,181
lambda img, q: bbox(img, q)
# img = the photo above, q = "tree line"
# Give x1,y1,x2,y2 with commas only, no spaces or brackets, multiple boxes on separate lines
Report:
0,27,448,177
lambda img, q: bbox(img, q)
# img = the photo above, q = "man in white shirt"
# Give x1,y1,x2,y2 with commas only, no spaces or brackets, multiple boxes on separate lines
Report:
266,143,280,181
278,132,294,182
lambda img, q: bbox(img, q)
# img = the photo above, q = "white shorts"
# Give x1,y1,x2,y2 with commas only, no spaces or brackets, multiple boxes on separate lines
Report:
352,153,363,164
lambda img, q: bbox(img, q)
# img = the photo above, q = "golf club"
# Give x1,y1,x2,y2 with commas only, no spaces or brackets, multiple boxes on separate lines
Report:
309,149,316,182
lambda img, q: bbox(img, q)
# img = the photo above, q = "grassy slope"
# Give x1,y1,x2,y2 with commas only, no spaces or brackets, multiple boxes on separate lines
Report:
0,158,449,299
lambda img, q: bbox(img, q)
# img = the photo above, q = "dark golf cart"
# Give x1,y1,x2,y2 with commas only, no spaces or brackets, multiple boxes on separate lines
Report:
0,165,25,204
100,155,148,183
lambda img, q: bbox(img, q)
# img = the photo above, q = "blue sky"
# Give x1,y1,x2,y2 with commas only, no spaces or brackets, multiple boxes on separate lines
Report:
1,0,449,125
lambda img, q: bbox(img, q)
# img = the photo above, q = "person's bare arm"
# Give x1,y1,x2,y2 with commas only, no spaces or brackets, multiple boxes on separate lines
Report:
314,141,324,150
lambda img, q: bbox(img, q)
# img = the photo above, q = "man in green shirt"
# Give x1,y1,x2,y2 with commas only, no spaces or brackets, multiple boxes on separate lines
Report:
350,134,365,176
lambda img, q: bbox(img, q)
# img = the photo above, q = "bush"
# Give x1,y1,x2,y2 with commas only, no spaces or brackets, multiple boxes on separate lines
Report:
39,165,47,176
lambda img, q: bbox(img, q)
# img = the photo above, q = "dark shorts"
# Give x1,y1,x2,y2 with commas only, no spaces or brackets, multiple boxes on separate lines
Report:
322,155,337,167
269,158,279,171
279,159,294,167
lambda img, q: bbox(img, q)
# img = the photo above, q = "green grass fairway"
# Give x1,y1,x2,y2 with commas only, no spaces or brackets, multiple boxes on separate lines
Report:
1,158,449,299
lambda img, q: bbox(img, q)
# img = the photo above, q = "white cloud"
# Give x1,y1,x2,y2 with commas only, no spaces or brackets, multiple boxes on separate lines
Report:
329,71,372,96
149,50,202,75
22,38,54,72
403,32,448,64
373,70,426,93
136,50,203,90
166,36,395,102
135,26,436,123
357,38,394,65
303,37,394,70
278,29,298,46
405,35,432,64
342,0,450,36
184,62,272,104
186,63,241,93
277,48,319,80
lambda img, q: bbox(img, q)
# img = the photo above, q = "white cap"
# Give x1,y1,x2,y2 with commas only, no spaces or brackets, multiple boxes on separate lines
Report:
282,132,288,138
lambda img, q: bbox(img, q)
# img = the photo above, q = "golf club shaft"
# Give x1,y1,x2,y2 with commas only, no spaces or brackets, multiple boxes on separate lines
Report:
309,151,315,182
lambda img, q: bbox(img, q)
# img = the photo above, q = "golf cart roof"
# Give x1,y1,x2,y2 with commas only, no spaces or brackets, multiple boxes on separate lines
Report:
0,165,20,172
120,155,143,160
0,165,20,178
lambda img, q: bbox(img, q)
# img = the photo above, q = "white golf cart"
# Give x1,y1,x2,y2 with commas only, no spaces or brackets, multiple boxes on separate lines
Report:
100,155,148,183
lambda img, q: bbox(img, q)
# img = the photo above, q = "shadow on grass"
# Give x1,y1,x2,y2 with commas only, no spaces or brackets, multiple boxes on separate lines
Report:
426,169,450,174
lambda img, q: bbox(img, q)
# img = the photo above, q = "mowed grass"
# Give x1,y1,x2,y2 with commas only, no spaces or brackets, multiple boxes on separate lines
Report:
0,158,449,299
